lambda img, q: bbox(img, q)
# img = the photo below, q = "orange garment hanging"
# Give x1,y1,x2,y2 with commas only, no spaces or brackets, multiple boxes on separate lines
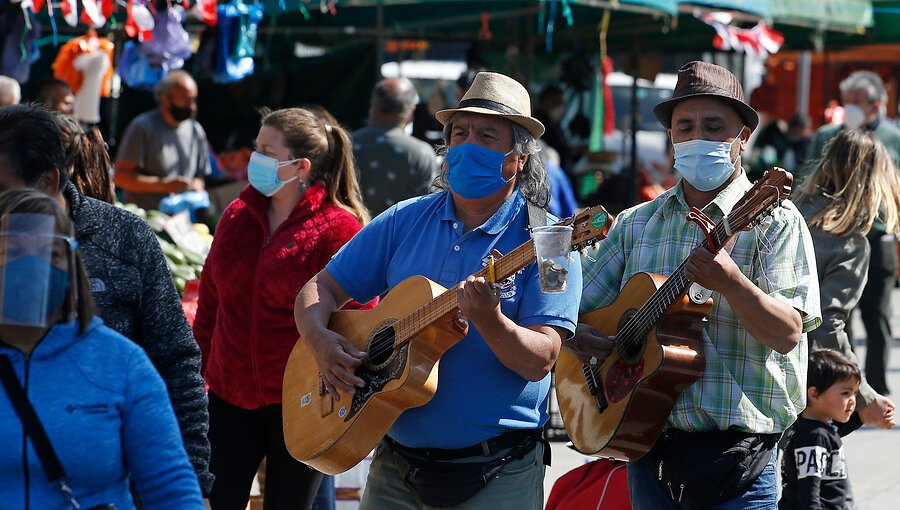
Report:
52,30,115,96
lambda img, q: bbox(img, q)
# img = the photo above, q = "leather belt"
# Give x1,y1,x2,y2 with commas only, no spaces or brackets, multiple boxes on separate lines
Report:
385,428,543,461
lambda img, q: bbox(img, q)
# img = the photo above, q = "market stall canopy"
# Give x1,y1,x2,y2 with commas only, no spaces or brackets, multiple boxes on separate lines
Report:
678,0,770,19
769,0,873,33
259,0,680,39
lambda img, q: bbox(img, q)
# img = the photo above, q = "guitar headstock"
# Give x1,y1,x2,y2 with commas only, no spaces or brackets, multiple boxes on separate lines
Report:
560,205,613,251
729,167,793,232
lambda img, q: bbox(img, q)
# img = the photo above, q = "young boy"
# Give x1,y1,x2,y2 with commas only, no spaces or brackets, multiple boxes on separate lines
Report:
780,349,863,509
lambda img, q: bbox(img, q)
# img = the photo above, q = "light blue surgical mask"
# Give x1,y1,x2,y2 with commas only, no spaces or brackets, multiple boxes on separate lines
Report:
446,143,514,199
1,256,70,326
248,152,300,197
672,127,744,192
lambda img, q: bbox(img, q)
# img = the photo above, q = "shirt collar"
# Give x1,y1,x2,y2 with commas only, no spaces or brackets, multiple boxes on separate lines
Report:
439,188,524,235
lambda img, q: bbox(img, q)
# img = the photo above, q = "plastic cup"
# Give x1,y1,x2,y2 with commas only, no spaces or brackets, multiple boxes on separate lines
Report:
531,225,573,294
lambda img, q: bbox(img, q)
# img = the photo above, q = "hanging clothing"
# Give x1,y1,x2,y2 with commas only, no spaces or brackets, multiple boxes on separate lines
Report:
141,6,192,72
213,0,263,83
52,32,114,96
0,3,39,83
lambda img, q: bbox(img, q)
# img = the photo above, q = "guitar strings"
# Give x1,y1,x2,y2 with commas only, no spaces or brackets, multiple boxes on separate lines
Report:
362,240,537,363
613,200,765,352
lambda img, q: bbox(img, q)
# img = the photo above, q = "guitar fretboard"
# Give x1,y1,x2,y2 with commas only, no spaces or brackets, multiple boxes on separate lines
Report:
393,239,537,346
618,219,729,347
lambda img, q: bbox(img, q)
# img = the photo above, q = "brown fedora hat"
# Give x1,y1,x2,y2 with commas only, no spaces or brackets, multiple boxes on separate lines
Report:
653,61,759,132
436,72,545,138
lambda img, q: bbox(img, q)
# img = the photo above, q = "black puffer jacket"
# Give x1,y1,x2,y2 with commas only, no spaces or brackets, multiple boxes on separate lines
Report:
65,182,213,495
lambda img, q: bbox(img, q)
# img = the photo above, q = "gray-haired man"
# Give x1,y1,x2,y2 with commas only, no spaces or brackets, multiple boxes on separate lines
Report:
352,77,438,217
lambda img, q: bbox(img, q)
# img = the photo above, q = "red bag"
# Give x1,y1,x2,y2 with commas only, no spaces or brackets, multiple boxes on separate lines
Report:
545,459,631,510
181,279,201,327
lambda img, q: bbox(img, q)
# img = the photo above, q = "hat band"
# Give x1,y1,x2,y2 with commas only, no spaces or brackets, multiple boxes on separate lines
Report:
457,98,522,116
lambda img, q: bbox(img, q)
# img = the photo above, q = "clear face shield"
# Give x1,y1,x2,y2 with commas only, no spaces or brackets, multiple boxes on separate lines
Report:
0,213,78,328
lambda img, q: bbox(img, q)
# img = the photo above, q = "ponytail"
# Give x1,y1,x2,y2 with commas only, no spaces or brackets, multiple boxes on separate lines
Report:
55,114,115,203
321,123,370,225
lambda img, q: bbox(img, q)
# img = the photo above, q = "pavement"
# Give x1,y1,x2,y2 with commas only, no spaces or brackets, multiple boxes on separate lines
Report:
544,287,900,508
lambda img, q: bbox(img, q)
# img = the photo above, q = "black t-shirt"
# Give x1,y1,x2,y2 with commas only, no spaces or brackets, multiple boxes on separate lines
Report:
780,415,862,510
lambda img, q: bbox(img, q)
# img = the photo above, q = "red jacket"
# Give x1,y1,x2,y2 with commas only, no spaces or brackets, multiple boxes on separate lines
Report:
193,182,376,409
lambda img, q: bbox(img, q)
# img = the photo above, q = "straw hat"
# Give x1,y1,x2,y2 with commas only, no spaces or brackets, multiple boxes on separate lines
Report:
436,72,545,138
653,61,759,132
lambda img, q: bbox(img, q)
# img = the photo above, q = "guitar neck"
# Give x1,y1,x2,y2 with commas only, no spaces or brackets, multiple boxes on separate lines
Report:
393,240,537,345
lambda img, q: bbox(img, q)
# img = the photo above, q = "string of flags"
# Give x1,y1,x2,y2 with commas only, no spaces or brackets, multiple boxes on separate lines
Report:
697,12,785,56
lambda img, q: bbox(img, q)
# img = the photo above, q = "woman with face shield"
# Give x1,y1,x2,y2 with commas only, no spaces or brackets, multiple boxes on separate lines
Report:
0,188,203,509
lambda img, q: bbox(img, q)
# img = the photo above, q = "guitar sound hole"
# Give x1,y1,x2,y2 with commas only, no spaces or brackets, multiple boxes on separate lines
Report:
617,311,645,365
367,326,397,368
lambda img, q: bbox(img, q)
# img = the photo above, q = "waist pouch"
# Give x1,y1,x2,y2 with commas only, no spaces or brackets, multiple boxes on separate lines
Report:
387,430,544,508
645,428,779,508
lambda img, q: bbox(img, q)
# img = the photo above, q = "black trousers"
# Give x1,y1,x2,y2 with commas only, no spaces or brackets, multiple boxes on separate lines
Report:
208,391,323,510
859,232,898,395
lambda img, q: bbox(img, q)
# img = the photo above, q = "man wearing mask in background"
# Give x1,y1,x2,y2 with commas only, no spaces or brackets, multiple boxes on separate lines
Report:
806,70,900,398
115,70,211,210
353,77,438,217
807,71,900,172
568,61,820,509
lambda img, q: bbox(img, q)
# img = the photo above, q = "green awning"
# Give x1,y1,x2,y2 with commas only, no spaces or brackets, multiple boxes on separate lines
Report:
572,0,679,17
769,0,873,32
678,0,771,18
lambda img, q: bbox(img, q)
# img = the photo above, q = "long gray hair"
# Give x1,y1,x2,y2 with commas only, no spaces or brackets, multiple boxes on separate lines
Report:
432,113,550,209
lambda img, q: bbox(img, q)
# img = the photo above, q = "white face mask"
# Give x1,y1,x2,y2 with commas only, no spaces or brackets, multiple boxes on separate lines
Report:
843,104,866,129
672,127,744,192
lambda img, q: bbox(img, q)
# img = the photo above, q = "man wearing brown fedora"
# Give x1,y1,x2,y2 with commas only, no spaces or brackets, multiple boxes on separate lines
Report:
294,71,582,509
566,61,821,508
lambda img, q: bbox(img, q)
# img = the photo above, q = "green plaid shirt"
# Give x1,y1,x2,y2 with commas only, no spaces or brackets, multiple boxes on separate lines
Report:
580,172,821,434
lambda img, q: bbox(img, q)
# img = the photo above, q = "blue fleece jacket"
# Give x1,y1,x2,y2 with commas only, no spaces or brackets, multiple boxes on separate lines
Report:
0,317,203,510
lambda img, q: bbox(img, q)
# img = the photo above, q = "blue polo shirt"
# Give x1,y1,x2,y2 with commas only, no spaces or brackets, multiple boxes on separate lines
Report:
326,189,581,448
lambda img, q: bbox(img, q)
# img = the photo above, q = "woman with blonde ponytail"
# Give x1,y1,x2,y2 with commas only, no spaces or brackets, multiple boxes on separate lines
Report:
795,128,900,431
192,107,376,510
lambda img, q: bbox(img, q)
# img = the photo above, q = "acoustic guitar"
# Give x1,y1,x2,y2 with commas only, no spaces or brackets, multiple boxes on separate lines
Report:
556,168,793,461
283,205,613,475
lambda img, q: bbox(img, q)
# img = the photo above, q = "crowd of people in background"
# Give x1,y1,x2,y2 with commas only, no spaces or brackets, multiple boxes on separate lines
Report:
0,58,899,510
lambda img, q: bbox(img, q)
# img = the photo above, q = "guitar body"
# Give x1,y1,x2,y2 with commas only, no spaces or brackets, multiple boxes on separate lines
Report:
556,272,708,461
282,276,467,475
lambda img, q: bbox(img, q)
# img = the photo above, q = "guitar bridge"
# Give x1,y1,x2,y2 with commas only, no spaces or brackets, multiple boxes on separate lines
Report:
583,365,608,413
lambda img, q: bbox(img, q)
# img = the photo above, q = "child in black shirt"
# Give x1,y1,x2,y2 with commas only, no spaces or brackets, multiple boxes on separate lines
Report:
780,349,863,509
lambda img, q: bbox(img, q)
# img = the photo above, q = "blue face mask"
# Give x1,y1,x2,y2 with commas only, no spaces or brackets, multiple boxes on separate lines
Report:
1,256,70,327
672,127,744,192
446,144,514,199
248,152,299,197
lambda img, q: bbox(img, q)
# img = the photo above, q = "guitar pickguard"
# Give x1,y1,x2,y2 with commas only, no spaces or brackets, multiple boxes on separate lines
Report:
345,343,409,422
605,358,644,404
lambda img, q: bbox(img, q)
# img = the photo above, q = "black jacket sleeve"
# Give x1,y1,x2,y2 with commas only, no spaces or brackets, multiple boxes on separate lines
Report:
134,221,214,495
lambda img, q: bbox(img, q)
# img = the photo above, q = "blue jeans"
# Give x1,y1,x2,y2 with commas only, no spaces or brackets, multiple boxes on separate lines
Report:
627,449,777,510
312,475,335,510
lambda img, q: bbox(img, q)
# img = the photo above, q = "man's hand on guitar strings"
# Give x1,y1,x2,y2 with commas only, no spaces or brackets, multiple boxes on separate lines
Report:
457,276,501,326
565,323,615,366
683,244,742,294
306,329,367,401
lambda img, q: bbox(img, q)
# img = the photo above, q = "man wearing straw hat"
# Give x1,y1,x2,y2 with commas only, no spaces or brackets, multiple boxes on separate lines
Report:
565,61,821,508
294,72,582,509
